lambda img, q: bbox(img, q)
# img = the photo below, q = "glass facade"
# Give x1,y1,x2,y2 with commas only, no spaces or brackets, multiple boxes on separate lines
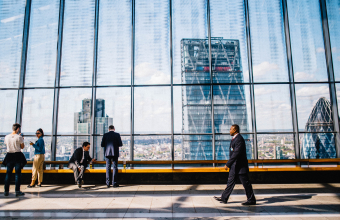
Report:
0,0,339,162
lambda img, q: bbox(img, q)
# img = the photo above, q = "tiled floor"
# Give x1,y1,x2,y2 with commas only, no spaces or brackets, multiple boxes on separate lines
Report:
0,183,340,219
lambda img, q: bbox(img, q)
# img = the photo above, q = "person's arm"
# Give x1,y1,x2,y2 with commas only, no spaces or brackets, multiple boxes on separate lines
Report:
101,134,106,148
118,134,123,147
226,140,243,168
19,136,25,149
32,138,43,151
73,149,81,168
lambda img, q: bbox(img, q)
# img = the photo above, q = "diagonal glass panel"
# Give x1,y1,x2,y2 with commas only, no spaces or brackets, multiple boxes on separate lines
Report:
300,132,336,159
174,135,212,160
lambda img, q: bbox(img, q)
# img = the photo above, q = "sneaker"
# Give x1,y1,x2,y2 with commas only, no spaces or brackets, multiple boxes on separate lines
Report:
15,191,25,196
4,192,9,196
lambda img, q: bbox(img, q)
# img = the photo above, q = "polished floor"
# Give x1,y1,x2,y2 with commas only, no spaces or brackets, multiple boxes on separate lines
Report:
0,183,340,219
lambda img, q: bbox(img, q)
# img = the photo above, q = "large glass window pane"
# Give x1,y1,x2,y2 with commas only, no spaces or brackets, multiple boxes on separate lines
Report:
216,134,253,160
257,134,295,159
134,0,170,85
134,135,171,160
172,0,208,84
56,136,89,161
95,136,130,161
214,85,252,133
287,0,328,82
174,85,211,134
97,0,131,86
326,0,340,80
210,0,249,83
95,87,131,135
174,135,212,160
23,136,51,161
295,84,332,132
0,137,6,160
21,89,54,135
57,88,92,135
0,0,26,88
248,0,289,82
60,0,95,86
0,90,17,135
300,132,336,159
134,87,171,134
336,83,340,116
25,0,59,87
254,84,293,132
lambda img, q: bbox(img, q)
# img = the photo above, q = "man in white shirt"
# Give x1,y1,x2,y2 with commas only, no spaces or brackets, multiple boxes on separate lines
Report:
4,123,25,196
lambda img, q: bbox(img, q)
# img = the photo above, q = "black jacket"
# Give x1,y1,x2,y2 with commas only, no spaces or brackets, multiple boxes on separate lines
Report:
68,147,92,168
226,134,249,175
101,131,123,157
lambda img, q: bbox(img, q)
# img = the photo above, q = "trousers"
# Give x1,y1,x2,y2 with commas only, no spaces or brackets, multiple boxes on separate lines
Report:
106,156,118,186
32,154,44,183
221,172,256,203
68,163,85,183
4,162,21,192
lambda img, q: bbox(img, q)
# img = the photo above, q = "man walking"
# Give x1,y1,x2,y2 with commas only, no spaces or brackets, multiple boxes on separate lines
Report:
101,125,123,188
214,124,256,205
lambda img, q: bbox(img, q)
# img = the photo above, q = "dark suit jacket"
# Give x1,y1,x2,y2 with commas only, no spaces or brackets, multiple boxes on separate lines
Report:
101,131,123,158
68,147,92,168
225,134,249,175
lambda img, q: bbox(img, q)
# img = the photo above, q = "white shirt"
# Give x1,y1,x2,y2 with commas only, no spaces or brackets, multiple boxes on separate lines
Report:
232,133,239,140
4,134,24,153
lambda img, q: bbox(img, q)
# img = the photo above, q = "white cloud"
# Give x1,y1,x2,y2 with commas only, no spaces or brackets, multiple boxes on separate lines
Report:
24,97,34,104
294,71,314,81
253,62,279,77
1,14,24,23
316,47,325,53
135,62,169,84
254,87,275,96
39,5,51,11
296,85,329,97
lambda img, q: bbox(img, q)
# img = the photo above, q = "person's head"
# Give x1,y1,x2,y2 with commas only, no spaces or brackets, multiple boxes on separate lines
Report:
109,125,115,131
35,128,44,138
82,142,90,151
230,124,239,136
12,123,21,134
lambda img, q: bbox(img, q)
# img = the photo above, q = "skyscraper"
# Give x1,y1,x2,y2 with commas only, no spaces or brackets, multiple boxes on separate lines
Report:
181,38,251,160
301,97,336,159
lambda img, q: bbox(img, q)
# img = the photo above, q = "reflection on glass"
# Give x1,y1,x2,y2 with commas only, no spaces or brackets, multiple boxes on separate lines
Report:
210,0,249,83
254,84,293,132
0,137,6,160
174,86,211,133
0,0,26,88
326,0,340,80
25,0,59,87
135,0,170,85
134,87,171,134
22,89,54,135
248,0,289,82
214,85,251,133
56,136,89,161
287,0,328,82
174,135,212,160
95,136,130,161
215,135,253,160
95,88,131,134
300,133,336,159
0,90,17,135
23,136,51,161
257,134,295,159
134,136,171,160
57,88,92,134
60,0,95,86
295,84,331,131
97,0,131,85
172,0,208,84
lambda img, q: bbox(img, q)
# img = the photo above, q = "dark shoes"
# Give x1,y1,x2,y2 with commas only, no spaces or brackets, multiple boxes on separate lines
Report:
77,181,82,188
106,185,110,188
242,201,256,206
15,191,25,196
214,196,227,203
4,192,9,196
113,184,119,188
37,184,42,187
27,184,35,188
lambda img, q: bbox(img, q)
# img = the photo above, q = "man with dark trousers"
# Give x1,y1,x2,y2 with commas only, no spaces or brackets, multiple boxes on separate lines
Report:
101,125,123,188
214,124,256,205
68,142,96,188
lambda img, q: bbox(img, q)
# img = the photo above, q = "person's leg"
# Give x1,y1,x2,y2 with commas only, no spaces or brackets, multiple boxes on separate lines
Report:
68,163,79,183
4,162,14,193
31,155,39,186
112,156,118,186
239,173,256,203
37,155,44,184
221,173,237,203
77,165,85,182
105,157,111,186
14,162,22,192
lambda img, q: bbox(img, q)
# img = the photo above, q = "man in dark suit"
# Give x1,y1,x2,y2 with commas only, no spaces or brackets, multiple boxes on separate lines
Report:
214,124,256,205
68,142,96,188
101,125,123,188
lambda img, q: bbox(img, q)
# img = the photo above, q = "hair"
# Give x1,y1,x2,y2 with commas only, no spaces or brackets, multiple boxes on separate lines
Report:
37,128,44,137
12,123,21,131
109,125,115,130
232,124,240,133
82,142,90,148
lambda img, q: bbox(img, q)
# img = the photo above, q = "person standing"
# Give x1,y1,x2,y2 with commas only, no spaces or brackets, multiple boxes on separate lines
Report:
27,128,45,188
3,123,26,196
214,124,256,205
68,142,96,188
101,125,123,188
